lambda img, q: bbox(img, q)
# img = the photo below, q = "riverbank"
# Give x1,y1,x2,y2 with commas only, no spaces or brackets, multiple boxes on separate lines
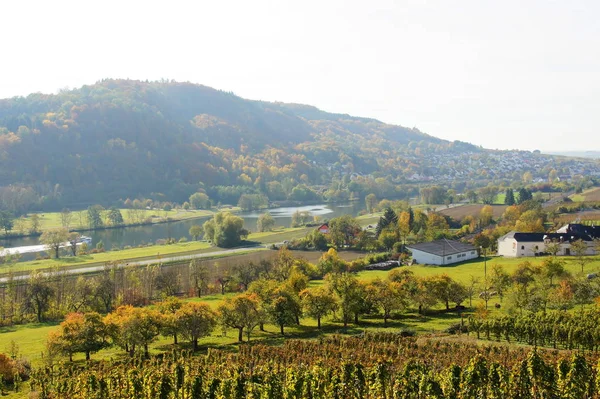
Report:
0,226,315,275
0,208,219,240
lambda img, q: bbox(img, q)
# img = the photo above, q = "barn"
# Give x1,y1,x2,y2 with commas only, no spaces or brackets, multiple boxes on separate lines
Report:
407,239,478,266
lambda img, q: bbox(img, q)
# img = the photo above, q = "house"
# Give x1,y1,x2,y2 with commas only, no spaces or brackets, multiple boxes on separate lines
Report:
497,225,600,258
406,239,478,265
497,232,546,257
317,223,329,234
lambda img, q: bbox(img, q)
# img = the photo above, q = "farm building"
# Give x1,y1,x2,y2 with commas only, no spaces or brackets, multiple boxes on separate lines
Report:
497,224,600,258
407,239,478,265
317,223,329,234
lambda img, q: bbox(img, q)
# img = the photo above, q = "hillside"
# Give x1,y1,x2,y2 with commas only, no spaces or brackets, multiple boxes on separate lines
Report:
0,79,597,213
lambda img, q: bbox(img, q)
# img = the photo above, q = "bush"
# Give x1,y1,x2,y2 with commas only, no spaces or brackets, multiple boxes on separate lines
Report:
444,323,468,334
179,237,188,243
397,329,416,337
0,353,30,384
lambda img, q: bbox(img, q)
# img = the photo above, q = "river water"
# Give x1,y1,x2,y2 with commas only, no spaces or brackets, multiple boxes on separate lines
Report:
1,202,367,255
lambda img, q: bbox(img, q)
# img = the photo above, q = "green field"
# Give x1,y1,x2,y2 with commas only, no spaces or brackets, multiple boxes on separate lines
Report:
0,227,312,275
0,240,215,274
4,208,216,237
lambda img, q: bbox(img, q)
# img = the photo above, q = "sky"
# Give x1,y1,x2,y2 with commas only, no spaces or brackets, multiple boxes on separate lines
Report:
2,0,599,152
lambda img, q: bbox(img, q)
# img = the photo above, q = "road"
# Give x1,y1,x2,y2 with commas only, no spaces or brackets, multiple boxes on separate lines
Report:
0,245,267,283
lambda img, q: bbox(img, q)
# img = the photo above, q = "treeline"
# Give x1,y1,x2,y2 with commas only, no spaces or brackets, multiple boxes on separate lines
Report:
30,334,600,399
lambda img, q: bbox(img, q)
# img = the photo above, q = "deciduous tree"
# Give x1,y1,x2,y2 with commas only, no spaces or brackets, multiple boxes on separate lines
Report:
175,302,217,351
257,212,275,232
40,228,68,259
218,293,262,341
299,287,337,329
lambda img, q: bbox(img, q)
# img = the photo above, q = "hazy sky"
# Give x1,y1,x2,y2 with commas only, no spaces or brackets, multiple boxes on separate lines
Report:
2,0,599,152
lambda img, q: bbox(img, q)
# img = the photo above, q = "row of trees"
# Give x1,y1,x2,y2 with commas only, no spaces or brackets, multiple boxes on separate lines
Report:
48,300,217,360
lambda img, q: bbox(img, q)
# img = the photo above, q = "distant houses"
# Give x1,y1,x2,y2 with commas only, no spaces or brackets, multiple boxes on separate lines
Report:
497,224,600,258
406,239,478,266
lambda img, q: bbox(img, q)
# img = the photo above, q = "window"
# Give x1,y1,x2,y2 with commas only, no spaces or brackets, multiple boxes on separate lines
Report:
447,256,452,260
521,245,525,250
471,251,475,255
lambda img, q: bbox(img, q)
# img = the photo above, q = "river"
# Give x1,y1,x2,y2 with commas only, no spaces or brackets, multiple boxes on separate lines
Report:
1,202,367,256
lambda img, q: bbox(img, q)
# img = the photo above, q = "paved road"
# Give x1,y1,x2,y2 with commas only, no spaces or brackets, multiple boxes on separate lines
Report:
0,245,267,283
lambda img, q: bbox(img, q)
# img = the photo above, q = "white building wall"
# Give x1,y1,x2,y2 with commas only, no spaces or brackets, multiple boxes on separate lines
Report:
497,238,518,257
411,248,479,265
498,239,544,257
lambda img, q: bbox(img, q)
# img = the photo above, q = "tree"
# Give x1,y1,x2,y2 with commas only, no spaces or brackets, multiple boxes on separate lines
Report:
257,212,275,232
545,240,561,257
365,193,377,214
28,214,40,234
326,273,365,326
466,190,478,204
104,306,161,357
189,224,203,241
60,208,73,230
154,268,180,298
504,189,515,206
489,264,511,302
517,188,533,204
189,192,210,209
541,257,568,286
47,312,108,361
479,205,494,227
366,279,406,326
425,213,449,241
175,302,217,351
430,274,467,311
68,232,81,256
328,215,361,248
398,211,412,251
23,271,53,322
290,210,311,227
189,259,209,297
522,171,533,184
107,207,124,226
299,287,337,329
478,186,498,205
157,297,183,344
0,211,14,235
515,210,545,233
202,212,248,247
376,207,398,238
218,293,262,341
95,267,116,313
40,227,69,259
410,276,439,314
266,288,301,335
87,205,104,229
571,239,591,273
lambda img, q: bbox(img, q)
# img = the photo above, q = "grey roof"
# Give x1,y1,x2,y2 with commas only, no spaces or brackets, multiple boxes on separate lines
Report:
499,231,594,243
407,239,476,257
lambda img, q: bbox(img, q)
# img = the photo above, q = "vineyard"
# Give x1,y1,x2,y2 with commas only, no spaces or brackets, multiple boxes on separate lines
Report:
470,310,600,351
30,333,600,398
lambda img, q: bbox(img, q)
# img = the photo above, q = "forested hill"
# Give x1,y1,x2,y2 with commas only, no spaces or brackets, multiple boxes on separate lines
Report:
0,79,495,212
